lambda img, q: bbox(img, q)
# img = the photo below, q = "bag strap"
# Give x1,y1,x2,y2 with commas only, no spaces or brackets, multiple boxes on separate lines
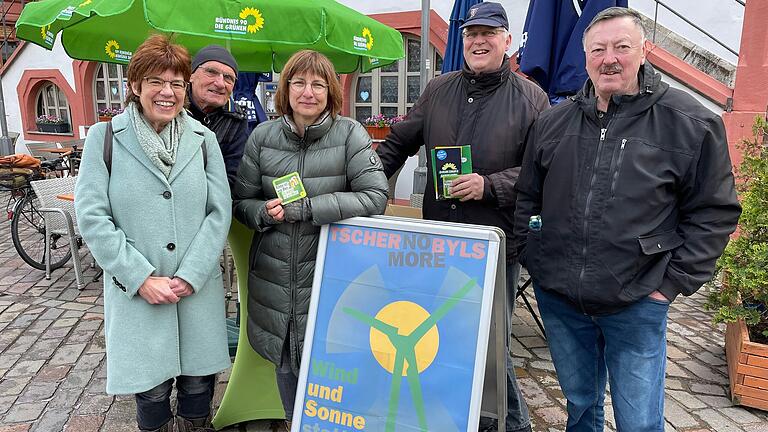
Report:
103,120,114,175
102,121,208,175
201,137,208,168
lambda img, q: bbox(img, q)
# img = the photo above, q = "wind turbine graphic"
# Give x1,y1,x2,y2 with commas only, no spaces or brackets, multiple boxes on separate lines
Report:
342,277,478,432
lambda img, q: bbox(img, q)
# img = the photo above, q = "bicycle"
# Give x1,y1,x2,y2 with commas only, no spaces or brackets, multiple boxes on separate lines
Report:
2,157,74,270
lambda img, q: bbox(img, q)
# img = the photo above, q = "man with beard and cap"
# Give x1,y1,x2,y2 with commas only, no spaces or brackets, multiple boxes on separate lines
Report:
188,45,249,190
513,7,740,431
376,3,549,431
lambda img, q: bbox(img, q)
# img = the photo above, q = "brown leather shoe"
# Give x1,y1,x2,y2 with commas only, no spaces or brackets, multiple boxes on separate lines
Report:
270,420,291,432
140,418,174,432
175,416,214,432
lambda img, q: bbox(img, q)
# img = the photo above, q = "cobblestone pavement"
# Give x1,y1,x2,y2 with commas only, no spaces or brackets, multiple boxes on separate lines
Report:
1,213,767,431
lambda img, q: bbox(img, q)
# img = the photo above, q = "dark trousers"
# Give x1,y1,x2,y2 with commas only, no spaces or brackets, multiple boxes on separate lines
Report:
503,263,531,431
275,338,299,421
135,374,216,430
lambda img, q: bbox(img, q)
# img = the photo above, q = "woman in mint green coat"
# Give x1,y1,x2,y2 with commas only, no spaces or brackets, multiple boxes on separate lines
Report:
74,35,231,432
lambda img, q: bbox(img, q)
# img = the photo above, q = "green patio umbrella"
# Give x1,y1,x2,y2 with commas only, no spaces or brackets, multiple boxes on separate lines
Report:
16,0,404,72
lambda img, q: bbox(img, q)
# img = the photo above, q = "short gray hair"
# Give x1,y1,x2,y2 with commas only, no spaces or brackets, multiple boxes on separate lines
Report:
582,7,646,48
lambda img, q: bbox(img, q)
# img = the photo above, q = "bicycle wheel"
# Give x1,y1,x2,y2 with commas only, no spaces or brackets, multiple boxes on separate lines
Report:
10,191,72,270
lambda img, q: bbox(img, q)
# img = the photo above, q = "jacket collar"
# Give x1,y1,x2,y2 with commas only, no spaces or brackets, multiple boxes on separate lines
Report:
574,62,668,119
185,89,244,120
461,55,511,94
281,111,333,145
108,108,206,184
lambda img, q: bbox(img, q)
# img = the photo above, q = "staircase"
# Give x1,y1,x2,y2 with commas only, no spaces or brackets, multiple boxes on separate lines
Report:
638,0,743,88
0,0,27,66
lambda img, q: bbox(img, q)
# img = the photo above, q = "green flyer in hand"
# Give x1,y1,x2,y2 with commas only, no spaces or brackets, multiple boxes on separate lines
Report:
272,172,307,205
430,145,472,200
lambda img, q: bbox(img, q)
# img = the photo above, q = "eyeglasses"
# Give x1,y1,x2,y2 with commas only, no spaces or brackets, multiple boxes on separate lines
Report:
143,76,187,92
462,28,506,40
288,79,329,94
200,66,236,85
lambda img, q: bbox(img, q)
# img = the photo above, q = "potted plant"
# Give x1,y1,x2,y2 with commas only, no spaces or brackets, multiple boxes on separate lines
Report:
35,114,70,133
706,115,768,410
362,114,405,140
97,107,123,122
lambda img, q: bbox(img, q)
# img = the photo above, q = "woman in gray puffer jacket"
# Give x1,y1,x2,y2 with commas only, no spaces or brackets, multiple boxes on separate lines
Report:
232,50,388,427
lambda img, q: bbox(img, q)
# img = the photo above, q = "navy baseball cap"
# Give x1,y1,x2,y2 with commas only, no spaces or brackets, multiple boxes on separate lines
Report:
460,2,509,30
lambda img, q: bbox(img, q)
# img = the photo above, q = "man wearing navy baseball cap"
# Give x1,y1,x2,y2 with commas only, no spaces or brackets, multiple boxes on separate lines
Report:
377,2,548,431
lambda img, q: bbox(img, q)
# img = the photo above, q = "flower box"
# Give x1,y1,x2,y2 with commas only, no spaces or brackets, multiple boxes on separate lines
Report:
726,319,768,410
36,122,69,133
362,114,404,141
97,107,123,122
365,125,390,140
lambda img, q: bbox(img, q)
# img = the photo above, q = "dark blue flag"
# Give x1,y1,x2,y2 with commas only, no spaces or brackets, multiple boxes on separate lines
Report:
518,0,628,103
442,0,483,73
233,72,271,133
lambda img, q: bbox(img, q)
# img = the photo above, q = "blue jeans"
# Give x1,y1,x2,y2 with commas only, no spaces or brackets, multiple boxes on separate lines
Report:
534,285,669,432
135,375,216,430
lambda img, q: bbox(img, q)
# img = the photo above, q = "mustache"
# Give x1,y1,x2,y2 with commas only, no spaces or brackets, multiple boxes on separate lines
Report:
599,64,623,74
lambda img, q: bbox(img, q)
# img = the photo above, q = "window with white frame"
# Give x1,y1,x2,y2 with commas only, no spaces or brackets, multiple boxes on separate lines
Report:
94,63,128,116
352,36,443,122
36,82,71,130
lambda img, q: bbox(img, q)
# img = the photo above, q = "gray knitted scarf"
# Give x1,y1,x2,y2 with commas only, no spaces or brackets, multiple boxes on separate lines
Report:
127,102,186,178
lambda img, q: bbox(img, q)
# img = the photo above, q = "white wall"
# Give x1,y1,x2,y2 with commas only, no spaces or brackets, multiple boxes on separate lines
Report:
656,70,724,116
2,35,76,153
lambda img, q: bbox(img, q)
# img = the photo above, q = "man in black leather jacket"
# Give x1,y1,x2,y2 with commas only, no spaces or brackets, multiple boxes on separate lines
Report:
187,45,249,190
514,8,741,431
377,3,548,431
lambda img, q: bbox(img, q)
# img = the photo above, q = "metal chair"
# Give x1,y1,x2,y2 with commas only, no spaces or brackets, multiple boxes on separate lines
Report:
56,139,86,176
29,177,85,289
515,274,547,339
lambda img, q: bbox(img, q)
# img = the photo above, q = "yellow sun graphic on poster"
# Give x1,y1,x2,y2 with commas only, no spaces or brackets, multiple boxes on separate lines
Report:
105,40,119,59
369,301,439,376
239,7,265,34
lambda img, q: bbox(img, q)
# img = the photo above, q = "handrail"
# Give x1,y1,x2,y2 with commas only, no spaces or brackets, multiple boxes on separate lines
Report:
1,0,26,65
650,0,741,57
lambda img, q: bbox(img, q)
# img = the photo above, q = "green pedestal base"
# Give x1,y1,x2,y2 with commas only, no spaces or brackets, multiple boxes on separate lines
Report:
213,220,285,429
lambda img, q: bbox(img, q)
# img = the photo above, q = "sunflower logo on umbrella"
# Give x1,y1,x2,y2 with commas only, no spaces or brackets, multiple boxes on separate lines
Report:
239,7,264,34
362,27,374,50
105,40,119,59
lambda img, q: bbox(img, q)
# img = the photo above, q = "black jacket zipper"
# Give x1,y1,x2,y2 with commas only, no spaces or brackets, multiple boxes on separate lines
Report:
290,136,307,369
577,111,617,312
609,139,628,198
